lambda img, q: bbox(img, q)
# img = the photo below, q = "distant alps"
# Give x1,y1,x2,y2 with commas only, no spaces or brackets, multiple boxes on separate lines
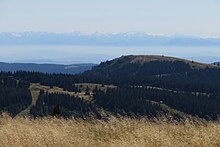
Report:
0,32,220,46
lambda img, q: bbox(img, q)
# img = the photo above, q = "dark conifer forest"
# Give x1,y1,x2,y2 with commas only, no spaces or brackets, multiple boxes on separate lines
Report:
1,55,220,120
0,72,32,116
30,92,98,118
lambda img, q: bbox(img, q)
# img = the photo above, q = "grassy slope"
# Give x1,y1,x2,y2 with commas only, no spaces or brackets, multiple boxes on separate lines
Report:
115,55,217,69
18,83,193,121
16,83,196,119
0,114,220,147
16,85,40,117
16,83,117,116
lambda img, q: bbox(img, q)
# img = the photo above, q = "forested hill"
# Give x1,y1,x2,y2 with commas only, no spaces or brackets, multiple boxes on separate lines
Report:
0,62,95,74
82,55,219,88
85,55,215,77
2,55,220,120
77,55,220,120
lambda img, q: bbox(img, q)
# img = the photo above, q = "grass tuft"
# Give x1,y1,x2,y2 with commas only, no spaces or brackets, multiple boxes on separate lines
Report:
0,113,220,147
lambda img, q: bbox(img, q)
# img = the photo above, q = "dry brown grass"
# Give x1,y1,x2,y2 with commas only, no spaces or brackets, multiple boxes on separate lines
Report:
75,83,117,92
29,83,117,103
1,114,220,147
115,55,217,69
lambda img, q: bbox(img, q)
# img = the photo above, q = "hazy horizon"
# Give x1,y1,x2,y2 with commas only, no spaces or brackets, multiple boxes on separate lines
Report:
1,0,220,64
1,31,220,39
1,0,220,37
0,45,220,64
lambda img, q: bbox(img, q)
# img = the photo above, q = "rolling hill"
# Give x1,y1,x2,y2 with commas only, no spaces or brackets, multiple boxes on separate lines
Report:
88,55,215,74
83,55,218,86
0,62,95,74
1,55,220,120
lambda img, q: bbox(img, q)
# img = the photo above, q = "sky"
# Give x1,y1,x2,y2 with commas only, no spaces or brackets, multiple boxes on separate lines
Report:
0,0,220,37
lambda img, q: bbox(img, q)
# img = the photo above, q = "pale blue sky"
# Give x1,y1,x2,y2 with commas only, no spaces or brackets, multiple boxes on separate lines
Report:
0,0,220,37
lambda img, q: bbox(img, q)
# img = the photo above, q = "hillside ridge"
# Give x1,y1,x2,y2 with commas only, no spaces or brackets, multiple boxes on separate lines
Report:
107,55,216,69
0,62,95,74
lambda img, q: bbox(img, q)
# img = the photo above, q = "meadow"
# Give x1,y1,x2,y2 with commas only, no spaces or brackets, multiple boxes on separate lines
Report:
1,113,220,147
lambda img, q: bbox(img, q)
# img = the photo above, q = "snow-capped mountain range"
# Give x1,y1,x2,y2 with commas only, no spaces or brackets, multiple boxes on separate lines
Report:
0,32,220,46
